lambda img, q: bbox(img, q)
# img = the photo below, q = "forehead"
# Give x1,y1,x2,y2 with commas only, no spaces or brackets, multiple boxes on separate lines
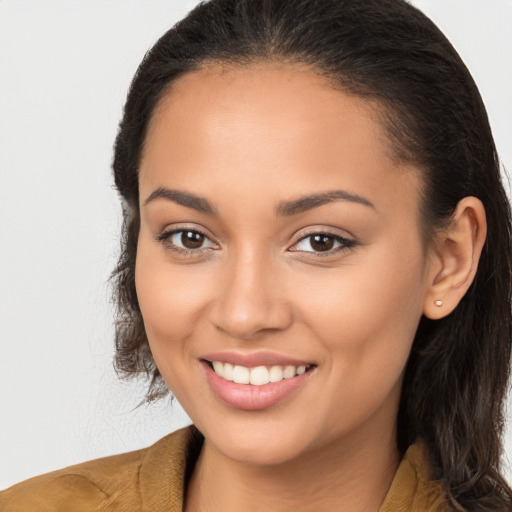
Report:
146,63,387,162
140,63,421,223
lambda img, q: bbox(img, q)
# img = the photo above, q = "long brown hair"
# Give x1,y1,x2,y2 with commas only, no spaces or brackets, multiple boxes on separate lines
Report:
111,0,512,508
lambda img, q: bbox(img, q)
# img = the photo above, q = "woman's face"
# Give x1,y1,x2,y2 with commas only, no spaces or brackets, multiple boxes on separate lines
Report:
136,64,435,465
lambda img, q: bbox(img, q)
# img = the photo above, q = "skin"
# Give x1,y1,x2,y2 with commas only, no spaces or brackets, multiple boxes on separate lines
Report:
135,64,486,512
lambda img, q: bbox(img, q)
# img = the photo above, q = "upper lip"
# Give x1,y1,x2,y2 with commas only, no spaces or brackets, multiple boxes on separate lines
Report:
200,351,315,368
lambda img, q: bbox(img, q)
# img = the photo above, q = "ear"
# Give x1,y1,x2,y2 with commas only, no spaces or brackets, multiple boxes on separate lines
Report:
423,197,487,320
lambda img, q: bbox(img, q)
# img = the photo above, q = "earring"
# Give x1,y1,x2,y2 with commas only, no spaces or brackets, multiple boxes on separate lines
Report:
434,300,443,307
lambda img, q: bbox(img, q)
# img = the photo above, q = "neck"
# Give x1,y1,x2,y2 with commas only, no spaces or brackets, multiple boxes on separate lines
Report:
185,423,400,512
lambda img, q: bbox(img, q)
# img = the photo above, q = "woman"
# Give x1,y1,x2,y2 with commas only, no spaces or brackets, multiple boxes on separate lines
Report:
1,0,511,510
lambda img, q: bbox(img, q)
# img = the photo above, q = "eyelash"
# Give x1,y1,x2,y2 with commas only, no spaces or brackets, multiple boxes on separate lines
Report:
155,228,217,257
155,228,356,257
290,231,356,256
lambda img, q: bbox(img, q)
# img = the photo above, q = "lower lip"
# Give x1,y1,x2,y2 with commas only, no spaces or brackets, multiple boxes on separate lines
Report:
202,361,314,411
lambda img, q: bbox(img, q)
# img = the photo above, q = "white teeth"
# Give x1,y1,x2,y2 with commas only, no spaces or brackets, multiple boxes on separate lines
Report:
269,365,283,382
210,361,310,385
232,365,250,384
212,361,224,378
283,365,296,379
250,366,270,385
223,362,234,381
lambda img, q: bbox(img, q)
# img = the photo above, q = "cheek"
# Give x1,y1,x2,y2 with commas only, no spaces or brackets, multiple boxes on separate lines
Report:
134,236,213,357
295,244,426,384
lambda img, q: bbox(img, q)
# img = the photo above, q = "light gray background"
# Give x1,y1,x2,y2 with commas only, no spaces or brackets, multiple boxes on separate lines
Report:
1,0,511,489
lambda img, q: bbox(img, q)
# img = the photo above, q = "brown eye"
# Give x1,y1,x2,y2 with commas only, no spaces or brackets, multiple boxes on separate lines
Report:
310,235,334,252
291,232,355,254
157,228,218,253
181,230,205,249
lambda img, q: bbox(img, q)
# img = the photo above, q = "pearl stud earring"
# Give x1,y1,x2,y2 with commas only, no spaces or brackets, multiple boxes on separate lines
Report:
434,300,443,307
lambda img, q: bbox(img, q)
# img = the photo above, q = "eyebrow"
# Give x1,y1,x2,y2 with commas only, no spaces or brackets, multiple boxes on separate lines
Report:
144,187,217,215
143,187,374,217
276,190,375,216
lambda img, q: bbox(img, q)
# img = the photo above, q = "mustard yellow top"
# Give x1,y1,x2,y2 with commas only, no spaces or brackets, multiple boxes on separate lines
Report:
0,426,450,511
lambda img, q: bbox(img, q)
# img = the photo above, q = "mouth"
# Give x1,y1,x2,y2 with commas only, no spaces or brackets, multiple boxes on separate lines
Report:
200,356,316,410
205,360,315,386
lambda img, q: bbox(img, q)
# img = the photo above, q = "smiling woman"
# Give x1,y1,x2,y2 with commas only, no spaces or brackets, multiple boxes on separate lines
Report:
135,66,439,481
1,0,511,511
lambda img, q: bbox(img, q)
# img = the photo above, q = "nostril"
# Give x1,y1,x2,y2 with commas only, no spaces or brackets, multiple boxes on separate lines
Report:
210,300,294,341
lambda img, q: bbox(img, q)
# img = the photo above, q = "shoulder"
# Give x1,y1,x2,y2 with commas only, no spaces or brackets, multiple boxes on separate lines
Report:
0,449,144,512
0,426,198,512
379,442,452,512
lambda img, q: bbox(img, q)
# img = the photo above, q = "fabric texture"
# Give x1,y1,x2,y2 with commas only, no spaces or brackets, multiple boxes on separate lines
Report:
0,425,449,511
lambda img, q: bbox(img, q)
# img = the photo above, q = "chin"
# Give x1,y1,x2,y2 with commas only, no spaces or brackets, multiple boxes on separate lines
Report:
192,412,325,467
213,430,311,466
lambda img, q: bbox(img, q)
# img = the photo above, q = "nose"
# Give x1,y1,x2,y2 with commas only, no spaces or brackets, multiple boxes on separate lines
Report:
209,249,293,341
